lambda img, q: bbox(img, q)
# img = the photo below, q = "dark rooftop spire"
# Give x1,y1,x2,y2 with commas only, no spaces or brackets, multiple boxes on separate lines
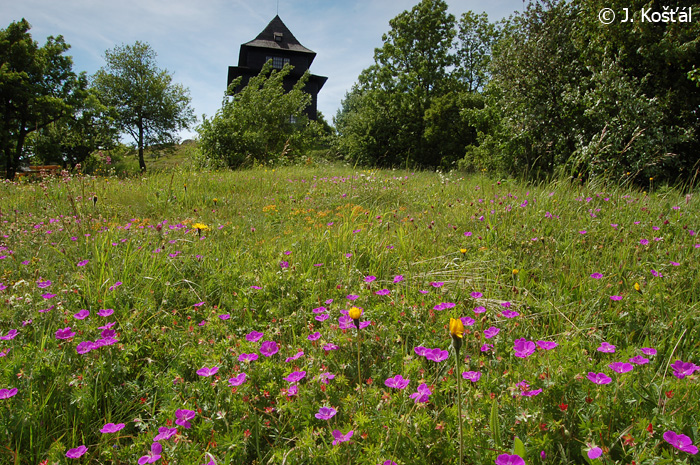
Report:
243,15,316,55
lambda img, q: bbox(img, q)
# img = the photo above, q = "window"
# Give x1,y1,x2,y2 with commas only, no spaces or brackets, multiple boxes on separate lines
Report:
266,56,290,69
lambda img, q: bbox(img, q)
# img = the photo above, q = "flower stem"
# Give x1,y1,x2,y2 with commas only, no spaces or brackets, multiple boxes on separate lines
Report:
455,349,463,465
357,329,364,414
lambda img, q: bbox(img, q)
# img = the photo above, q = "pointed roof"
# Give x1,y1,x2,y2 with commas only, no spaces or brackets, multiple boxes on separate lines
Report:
243,15,316,55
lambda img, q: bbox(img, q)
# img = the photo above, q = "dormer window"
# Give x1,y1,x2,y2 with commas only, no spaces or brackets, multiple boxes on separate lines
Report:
274,32,283,42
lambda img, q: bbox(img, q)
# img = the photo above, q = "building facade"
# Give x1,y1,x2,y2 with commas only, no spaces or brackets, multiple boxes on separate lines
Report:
227,15,327,120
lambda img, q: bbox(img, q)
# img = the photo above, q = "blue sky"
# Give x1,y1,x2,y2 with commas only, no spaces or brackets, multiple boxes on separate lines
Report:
4,0,523,139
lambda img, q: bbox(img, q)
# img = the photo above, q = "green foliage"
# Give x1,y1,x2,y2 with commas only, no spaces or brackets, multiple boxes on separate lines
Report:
484,0,700,184
92,41,195,172
197,61,318,169
0,18,83,179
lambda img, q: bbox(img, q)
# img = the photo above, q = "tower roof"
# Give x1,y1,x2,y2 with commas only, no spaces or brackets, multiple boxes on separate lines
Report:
243,15,316,55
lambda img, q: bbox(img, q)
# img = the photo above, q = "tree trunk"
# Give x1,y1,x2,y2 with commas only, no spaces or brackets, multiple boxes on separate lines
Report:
138,120,146,172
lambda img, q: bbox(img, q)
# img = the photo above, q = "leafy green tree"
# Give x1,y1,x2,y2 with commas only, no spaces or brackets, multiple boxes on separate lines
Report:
28,77,118,168
335,0,460,168
92,41,195,172
197,61,315,168
0,19,81,179
455,11,499,93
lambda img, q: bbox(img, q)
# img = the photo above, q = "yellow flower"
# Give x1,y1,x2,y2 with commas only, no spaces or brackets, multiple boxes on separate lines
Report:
348,306,363,320
634,282,642,294
449,318,464,339
460,248,467,254
192,223,209,231
512,269,519,275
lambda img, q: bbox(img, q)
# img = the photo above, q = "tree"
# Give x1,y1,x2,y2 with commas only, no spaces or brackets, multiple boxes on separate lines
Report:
92,41,194,172
335,0,459,168
198,61,316,168
455,11,499,93
0,19,81,179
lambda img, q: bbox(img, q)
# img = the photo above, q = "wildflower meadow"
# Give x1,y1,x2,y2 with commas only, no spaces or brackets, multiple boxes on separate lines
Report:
0,166,698,464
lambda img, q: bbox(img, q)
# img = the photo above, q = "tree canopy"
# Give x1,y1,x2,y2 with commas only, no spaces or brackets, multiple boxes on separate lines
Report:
197,61,318,168
92,41,195,172
0,19,82,179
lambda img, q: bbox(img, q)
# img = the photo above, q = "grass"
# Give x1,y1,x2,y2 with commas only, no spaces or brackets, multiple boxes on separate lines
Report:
0,165,698,464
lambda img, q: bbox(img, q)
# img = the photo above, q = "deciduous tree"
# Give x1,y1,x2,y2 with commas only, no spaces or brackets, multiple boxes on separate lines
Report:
92,41,194,172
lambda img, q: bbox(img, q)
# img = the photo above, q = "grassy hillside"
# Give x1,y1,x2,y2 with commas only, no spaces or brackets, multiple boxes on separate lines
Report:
0,166,698,464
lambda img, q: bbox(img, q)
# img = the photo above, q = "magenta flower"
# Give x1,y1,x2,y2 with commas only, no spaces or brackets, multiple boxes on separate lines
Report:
175,409,196,429
640,239,649,245
196,366,219,377
315,314,330,322
364,275,376,283
74,309,90,320
287,385,298,396
514,338,536,358
501,309,519,318
425,348,449,362
42,293,56,299
609,295,623,301
55,327,76,340
481,343,494,353
671,360,700,379
536,340,558,350
470,291,483,299
279,261,289,269
285,350,304,362
138,442,162,464
522,388,543,397
77,259,89,266
587,447,603,459
597,342,616,353
260,341,279,357
238,353,258,363
76,341,96,354
500,301,512,308
0,329,17,341
409,383,432,403
193,301,205,307
590,273,603,279
219,314,231,320
312,306,327,313
228,373,247,386
641,347,657,356
246,330,264,342
323,343,339,352
495,453,525,465
318,372,335,384
629,355,649,365
36,280,52,288
462,371,481,382
650,269,663,278
346,294,359,301
663,430,698,454
608,362,633,373
393,275,404,283
108,281,122,291
0,388,18,399
307,332,321,341
587,372,612,385
375,289,390,295
430,281,444,288
331,429,354,445
460,316,475,326
100,422,125,434
97,308,114,317
483,327,500,339
284,371,307,383
66,445,88,459
473,305,486,314
384,375,410,389
315,406,337,420
154,426,177,441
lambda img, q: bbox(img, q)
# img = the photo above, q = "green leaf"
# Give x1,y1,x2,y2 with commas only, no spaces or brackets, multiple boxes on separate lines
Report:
513,436,526,459
490,397,500,448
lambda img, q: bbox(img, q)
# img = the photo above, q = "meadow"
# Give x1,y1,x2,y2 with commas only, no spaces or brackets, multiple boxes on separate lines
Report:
0,165,698,465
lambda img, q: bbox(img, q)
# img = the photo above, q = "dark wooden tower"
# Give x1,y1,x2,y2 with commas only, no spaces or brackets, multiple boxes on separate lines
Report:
227,15,327,120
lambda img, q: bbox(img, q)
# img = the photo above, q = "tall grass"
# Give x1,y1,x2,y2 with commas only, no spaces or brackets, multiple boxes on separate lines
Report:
0,166,698,464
